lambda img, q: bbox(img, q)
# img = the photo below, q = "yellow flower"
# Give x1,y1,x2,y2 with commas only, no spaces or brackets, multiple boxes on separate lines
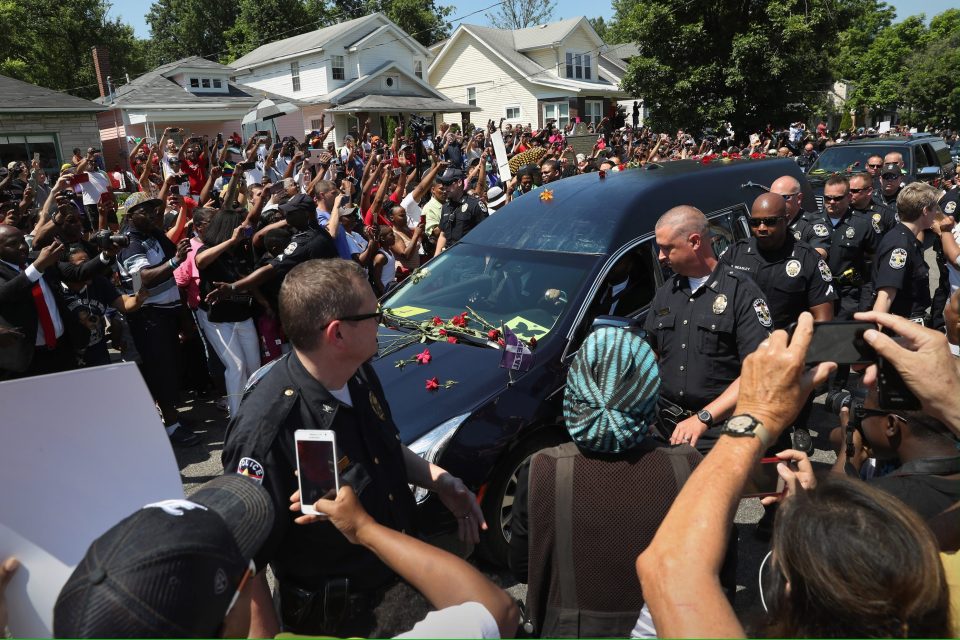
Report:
539,189,554,202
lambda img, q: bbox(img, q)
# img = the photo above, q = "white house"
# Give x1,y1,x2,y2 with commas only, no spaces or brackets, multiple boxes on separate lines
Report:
230,13,477,144
428,17,638,130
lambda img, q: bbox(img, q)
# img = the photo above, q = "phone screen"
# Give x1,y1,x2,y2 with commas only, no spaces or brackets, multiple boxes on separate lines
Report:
131,270,143,293
789,321,876,365
296,437,338,507
743,457,785,498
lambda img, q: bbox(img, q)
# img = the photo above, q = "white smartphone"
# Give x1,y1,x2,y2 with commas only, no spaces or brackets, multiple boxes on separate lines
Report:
130,270,143,294
295,429,340,515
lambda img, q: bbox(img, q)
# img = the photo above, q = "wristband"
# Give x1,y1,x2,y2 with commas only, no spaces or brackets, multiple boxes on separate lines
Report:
950,342,960,358
169,257,180,269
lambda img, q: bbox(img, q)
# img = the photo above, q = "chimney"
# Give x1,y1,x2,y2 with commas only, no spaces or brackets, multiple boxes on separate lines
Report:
92,46,111,98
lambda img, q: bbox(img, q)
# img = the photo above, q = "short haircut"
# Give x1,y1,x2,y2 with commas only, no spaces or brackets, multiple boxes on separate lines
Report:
896,182,939,222
311,180,336,198
279,259,369,351
824,174,849,190
655,205,709,239
848,171,872,187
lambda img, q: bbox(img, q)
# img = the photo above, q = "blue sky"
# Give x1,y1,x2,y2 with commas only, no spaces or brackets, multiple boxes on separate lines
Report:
109,0,960,41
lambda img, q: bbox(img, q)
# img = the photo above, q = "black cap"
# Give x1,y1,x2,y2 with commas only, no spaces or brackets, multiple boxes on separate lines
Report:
881,162,903,178
279,193,316,217
439,168,464,184
53,475,273,638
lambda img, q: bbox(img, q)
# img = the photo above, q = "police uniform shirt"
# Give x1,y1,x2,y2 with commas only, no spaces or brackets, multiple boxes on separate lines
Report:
851,201,899,237
221,354,416,591
872,222,931,319
439,194,488,244
824,210,879,287
940,188,959,220
643,266,771,411
268,227,338,279
719,235,836,329
788,210,831,254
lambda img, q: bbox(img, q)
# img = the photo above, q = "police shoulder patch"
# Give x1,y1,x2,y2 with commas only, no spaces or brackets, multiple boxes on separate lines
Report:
813,223,829,237
793,230,802,240
818,260,833,282
477,201,487,213
753,298,773,328
284,241,298,256
889,247,907,269
946,200,957,215
237,457,265,484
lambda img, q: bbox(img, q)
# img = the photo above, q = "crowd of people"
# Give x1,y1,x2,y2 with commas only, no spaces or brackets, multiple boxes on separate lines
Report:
2,109,960,639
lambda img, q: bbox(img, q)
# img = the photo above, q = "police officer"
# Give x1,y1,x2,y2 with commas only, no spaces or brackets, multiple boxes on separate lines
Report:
644,206,771,453
433,169,488,255
872,182,939,321
821,175,879,319
205,193,337,302
877,162,906,208
770,175,829,259
849,171,898,237
222,259,484,637
720,193,836,327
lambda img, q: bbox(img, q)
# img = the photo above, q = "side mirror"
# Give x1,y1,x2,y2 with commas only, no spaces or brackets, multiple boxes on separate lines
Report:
918,166,941,180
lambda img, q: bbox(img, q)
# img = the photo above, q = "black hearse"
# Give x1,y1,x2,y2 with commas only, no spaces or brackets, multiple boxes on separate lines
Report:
372,158,813,564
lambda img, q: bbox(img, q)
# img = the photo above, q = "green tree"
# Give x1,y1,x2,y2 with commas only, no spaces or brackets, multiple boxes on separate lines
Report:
226,0,331,61
484,0,556,30
0,0,148,99
903,16,960,128
609,0,871,134
588,16,609,41
331,0,453,46
145,0,237,66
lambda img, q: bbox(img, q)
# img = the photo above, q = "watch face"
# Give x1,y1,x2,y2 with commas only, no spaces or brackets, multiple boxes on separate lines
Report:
726,415,755,434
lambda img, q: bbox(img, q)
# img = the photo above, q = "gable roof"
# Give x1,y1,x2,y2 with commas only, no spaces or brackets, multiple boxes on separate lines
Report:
0,74,104,113
319,61,448,105
95,57,299,109
605,42,639,62
513,16,599,51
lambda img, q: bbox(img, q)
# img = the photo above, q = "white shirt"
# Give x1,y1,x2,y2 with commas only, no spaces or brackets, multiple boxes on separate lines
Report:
688,274,710,293
79,170,111,206
0,259,64,345
395,602,499,639
400,191,422,228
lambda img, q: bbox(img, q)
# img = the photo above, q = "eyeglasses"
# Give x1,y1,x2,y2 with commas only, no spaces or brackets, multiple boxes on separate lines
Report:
748,216,784,227
779,192,800,200
857,406,906,422
867,163,883,169
319,309,383,330
881,174,900,180
822,194,847,202
848,187,869,194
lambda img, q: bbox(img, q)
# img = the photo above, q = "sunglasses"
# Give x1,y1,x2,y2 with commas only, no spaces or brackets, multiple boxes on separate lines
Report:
822,194,847,202
748,216,784,227
779,192,800,200
881,174,900,180
848,187,869,194
338,310,384,323
867,163,883,168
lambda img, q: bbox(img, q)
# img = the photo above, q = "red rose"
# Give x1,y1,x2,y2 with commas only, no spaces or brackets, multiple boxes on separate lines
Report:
451,312,468,328
439,328,447,336
431,316,443,325
446,336,458,343
487,329,500,340
498,338,505,346
750,152,762,159
415,349,431,364
425,377,440,391
598,169,606,179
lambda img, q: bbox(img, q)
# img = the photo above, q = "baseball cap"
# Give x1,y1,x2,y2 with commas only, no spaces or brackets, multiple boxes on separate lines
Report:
123,191,163,213
54,475,273,638
439,168,464,184
881,162,903,178
563,326,660,454
279,192,316,217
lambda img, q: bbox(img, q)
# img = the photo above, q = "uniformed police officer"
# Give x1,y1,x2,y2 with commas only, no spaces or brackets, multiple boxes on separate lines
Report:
872,182,939,321
877,162,906,208
433,169,488,255
206,193,337,302
720,193,836,327
849,171,898,237
644,206,771,453
221,259,485,638
821,175,879,319
770,175,829,259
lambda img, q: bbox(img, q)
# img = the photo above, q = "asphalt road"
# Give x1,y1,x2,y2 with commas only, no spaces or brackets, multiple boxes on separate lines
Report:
174,385,842,634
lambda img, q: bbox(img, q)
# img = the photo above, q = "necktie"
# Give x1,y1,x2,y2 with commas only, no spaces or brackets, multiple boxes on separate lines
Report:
31,281,57,348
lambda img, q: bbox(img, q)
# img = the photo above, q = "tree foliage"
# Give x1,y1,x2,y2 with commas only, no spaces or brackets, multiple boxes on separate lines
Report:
331,0,453,46
587,16,609,41
0,0,148,99
485,0,556,30
902,10,960,128
225,0,331,61
145,0,236,66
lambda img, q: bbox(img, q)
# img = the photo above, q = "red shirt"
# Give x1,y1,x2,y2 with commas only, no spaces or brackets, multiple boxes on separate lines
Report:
363,192,400,226
181,154,208,195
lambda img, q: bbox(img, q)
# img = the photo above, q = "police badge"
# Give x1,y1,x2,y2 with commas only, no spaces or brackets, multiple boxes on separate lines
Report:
946,200,957,215
753,298,773,328
871,213,882,234
785,260,801,277
712,294,727,314
793,230,802,240
237,457,265,484
845,227,855,238
814,223,829,237
889,248,907,269
818,260,833,282
284,241,298,255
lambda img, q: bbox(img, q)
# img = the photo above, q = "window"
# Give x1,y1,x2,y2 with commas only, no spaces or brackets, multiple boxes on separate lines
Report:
332,55,345,80
291,61,301,92
212,79,222,88
201,78,210,88
565,52,590,80
311,118,323,131
505,105,521,120
583,100,602,125
467,87,476,106
347,115,360,135
542,102,569,127
189,78,200,88
414,60,423,78
0,134,60,181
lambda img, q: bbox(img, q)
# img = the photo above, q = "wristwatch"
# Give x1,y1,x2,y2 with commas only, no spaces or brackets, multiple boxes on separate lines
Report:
720,414,774,449
697,409,715,428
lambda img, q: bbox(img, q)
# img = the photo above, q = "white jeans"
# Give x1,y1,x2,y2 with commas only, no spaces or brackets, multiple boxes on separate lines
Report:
196,309,260,415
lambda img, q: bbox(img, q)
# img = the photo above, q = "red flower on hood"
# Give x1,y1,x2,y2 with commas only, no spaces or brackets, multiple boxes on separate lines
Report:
446,336,458,343
450,312,468,328
415,349,431,364
438,328,447,336
750,152,762,159
425,377,440,391
431,316,443,326
487,329,501,341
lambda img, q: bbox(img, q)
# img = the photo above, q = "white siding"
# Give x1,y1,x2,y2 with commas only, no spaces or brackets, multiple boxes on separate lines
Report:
430,33,540,127
353,30,419,81
561,26,600,82
236,54,329,100
526,48,559,79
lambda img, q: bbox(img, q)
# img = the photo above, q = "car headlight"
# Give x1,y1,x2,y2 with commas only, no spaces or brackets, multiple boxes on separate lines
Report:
407,412,470,504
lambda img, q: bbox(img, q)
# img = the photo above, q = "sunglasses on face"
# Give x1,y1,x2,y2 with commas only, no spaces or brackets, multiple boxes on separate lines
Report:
848,187,871,193
881,174,899,180
779,192,800,200
823,194,847,202
867,163,883,168
749,216,784,227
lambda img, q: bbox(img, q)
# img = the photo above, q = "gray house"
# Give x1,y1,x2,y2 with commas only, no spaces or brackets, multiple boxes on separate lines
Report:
0,75,104,177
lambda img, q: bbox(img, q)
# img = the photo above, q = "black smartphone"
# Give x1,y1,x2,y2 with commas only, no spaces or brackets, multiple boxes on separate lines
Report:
877,356,921,411
236,160,256,171
787,321,876,365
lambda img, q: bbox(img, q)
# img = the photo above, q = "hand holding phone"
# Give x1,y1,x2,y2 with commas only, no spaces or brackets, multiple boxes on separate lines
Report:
743,457,789,498
295,430,340,515
787,321,875,365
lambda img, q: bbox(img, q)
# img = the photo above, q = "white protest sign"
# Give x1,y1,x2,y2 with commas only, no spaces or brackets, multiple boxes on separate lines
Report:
491,130,512,183
0,363,184,637
878,120,891,133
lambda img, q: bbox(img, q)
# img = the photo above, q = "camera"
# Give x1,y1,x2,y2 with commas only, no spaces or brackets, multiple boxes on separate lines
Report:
408,114,433,136
91,230,130,250
825,388,852,415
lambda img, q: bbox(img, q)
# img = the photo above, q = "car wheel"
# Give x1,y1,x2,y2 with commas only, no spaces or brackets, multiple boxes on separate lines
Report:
478,429,567,567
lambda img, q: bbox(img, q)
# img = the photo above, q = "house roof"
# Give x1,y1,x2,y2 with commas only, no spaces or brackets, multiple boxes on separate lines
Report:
513,16,590,51
325,94,478,113
604,43,639,64
95,57,301,109
316,61,449,106
230,14,386,71
0,74,104,113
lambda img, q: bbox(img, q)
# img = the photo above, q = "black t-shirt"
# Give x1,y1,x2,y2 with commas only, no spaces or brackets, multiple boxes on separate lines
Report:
61,275,120,365
197,246,255,322
870,472,960,521
872,223,930,319
268,228,338,279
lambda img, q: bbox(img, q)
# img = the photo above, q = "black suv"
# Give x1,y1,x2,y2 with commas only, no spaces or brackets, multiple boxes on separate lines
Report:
805,134,955,209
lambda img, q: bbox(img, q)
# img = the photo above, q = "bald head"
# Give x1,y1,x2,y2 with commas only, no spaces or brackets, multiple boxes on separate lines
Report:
884,151,904,167
770,175,802,217
655,205,708,240
752,192,786,217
